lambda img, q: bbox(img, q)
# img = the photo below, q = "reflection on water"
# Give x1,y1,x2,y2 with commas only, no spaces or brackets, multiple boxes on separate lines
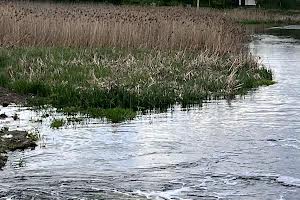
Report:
248,24,300,40
0,27,300,200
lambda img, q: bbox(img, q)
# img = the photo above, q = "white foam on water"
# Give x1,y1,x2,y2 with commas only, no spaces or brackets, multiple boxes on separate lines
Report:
134,186,191,200
269,25,300,30
277,176,300,187
282,25,300,30
223,179,238,186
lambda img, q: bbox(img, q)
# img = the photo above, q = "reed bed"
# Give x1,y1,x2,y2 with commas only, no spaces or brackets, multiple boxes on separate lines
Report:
0,1,275,121
0,1,248,55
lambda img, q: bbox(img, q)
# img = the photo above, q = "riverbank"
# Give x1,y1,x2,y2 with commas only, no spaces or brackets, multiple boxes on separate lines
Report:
0,1,277,122
0,47,274,118
0,128,38,169
0,27,299,200
0,86,26,106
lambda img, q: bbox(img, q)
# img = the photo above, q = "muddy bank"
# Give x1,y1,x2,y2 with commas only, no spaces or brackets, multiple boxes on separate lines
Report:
0,86,26,106
0,128,37,169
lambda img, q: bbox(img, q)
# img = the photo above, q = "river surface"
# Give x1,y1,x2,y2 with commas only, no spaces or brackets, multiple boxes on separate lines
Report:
0,26,300,200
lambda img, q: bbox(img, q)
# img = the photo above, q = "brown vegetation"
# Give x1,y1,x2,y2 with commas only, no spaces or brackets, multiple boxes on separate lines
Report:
0,1,274,116
0,1,249,55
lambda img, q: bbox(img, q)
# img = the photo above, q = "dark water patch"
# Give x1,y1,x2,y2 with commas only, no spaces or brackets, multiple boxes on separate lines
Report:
267,26,300,40
248,24,300,40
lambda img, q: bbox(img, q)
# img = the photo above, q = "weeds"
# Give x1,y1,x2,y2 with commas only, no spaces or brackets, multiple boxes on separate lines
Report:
86,108,136,123
50,118,65,128
27,131,40,142
0,48,273,114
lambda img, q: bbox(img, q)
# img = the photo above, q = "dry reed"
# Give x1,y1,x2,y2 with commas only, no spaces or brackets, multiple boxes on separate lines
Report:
0,1,248,55
0,1,276,116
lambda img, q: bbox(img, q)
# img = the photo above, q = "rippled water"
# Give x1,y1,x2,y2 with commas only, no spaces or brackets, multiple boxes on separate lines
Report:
1,27,300,200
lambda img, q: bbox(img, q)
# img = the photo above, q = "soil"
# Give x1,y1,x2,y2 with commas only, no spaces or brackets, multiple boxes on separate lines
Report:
0,87,26,106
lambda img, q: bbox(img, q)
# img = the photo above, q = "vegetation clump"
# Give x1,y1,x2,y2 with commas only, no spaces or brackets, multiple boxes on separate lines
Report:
50,118,66,129
0,48,273,113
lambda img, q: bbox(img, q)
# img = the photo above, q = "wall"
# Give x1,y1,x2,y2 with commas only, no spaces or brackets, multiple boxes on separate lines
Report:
245,0,256,5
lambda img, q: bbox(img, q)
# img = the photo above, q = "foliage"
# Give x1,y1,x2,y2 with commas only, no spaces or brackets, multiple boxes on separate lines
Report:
256,0,300,9
50,118,66,128
0,47,274,112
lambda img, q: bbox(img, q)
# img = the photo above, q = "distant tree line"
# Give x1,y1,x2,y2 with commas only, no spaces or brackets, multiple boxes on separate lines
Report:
256,0,300,9
51,0,238,6
52,0,300,9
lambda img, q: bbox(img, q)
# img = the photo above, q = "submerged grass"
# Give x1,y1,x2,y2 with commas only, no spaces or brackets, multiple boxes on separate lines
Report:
50,118,65,129
63,107,136,123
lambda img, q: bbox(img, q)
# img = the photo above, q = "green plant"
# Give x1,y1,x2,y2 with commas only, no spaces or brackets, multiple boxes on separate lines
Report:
50,118,66,128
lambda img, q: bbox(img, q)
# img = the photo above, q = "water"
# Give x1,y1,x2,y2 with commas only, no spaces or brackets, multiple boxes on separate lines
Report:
0,26,300,200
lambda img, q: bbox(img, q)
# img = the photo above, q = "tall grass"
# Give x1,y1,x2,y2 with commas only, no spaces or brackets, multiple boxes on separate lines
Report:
0,1,248,55
0,1,276,121
1,2,297,54
0,48,274,111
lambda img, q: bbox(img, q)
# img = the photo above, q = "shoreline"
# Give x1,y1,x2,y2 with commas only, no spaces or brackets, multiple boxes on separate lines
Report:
0,128,38,169
0,86,27,106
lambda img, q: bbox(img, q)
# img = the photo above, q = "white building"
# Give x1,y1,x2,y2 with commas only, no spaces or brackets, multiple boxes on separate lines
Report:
239,0,256,6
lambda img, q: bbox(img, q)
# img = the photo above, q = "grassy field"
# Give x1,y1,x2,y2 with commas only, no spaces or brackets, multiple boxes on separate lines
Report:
0,1,277,122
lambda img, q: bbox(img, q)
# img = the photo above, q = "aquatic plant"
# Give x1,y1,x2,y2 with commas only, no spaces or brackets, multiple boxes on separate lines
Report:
27,131,40,142
50,118,66,129
12,113,19,120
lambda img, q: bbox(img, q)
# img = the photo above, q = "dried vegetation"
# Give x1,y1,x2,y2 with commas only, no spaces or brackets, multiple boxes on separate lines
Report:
0,1,275,120
0,1,249,55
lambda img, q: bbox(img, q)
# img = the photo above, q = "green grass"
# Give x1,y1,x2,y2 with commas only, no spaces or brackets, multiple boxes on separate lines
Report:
50,118,65,129
0,47,274,122
63,107,136,123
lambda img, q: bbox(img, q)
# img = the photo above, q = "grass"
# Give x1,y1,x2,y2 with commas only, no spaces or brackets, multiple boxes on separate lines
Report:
0,1,278,122
63,107,136,123
0,1,249,55
83,108,136,123
0,47,273,113
50,118,65,128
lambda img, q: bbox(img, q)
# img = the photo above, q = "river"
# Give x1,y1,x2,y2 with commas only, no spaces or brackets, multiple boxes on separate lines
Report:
0,26,300,200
